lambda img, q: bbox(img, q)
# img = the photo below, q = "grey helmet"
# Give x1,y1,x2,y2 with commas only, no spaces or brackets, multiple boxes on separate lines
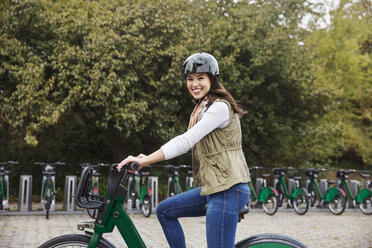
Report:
182,52,219,78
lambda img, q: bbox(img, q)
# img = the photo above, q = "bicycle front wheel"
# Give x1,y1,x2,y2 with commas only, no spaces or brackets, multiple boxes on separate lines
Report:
39,234,114,248
142,195,152,217
235,233,307,248
328,193,346,215
262,195,278,216
359,195,372,215
292,188,309,215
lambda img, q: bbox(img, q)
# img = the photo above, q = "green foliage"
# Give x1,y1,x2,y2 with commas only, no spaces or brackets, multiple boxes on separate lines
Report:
304,0,372,169
0,0,370,201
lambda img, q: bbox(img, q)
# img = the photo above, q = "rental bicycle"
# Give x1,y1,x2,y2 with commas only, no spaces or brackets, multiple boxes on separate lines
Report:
305,168,346,215
127,169,152,217
0,161,18,210
39,163,308,248
185,166,194,191
248,166,279,215
273,168,310,215
35,161,65,219
336,169,372,215
165,165,183,197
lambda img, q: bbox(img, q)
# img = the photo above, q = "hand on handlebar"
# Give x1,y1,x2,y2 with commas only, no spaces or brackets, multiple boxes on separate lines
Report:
117,154,147,172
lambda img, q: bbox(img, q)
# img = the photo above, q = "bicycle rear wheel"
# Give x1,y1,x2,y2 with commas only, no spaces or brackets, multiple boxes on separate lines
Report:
292,188,309,215
39,234,114,248
328,193,346,215
262,195,278,215
359,195,372,215
235,233,307,248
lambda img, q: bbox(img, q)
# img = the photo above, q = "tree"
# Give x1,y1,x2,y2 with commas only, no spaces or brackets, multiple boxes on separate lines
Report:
304,0,372,168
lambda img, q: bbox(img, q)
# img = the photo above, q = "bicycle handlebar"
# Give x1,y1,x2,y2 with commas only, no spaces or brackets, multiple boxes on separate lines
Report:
35,162,65,166
0,161,19,166
75,162,140,209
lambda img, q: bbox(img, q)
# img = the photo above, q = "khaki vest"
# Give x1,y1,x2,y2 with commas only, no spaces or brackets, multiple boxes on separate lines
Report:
191,100,251,195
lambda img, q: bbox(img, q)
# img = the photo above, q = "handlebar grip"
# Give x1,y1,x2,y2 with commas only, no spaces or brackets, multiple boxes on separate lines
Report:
126,162,140,171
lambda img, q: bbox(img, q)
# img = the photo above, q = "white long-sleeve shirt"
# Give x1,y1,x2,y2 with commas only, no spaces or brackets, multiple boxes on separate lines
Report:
161,102,230,160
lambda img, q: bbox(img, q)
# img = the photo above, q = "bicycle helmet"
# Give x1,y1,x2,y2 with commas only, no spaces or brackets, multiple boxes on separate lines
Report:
182,52,219,78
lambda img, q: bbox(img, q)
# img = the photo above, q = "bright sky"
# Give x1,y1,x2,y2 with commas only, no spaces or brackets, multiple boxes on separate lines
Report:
302,0,341,29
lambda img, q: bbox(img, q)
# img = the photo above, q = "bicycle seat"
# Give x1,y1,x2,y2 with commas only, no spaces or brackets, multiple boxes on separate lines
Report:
249,166,263,171
261,174,270,178
360,174,370,179
328,180,336,185
141,172,151,176
294,176,302,180
238,204,250,222
273,168,286,176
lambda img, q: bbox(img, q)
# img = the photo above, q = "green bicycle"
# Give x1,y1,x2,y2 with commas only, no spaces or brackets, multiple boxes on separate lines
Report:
0,161,18,210
248,166,279,215
35,161,65,219
39,163,308,248
165,165,183,197
336,169,372,215
127,170,152,217
305,168,346,215
273,168,310,215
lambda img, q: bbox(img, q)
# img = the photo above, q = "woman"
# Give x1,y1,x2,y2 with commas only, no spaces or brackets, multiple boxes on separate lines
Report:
118,52,251,248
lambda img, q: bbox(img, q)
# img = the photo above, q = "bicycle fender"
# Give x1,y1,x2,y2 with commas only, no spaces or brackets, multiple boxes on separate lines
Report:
356,188,372,203
292,188,308,198
235,233,308,248
139,186,147,200
324,187,344,203
84,231,116,248
259,187,278,202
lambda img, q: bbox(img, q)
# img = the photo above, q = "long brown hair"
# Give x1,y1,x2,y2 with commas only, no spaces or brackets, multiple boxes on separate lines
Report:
192,74,246,118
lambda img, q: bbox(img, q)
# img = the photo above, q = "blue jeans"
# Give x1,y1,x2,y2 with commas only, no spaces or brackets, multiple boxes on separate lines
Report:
156,183,250,248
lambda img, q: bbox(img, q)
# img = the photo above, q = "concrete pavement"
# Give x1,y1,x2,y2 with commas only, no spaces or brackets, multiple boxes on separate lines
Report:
0,208,371,248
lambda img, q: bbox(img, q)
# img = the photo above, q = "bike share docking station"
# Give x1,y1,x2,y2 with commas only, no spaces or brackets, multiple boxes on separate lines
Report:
63,176,77,211
18,175,33,211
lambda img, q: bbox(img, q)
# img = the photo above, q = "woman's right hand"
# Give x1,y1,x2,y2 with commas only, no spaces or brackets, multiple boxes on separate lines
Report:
117,154,147,172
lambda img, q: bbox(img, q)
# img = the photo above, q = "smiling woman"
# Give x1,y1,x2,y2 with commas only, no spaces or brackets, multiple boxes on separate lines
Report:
118,52,251,248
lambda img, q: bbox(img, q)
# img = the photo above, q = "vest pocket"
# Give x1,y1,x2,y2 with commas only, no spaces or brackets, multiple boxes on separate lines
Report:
205,155,231,185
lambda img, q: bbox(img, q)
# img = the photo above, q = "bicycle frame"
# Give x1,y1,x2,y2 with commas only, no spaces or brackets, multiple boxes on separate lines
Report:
338,178,372,204
309,178,344,203
87,193,146,248
275,174,297,201
248,180,259,201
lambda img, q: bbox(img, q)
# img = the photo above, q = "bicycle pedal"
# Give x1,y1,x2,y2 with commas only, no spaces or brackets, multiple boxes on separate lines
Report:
77,222,95,231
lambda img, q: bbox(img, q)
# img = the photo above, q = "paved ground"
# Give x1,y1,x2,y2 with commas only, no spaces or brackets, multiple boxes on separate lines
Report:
0,208,371,248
